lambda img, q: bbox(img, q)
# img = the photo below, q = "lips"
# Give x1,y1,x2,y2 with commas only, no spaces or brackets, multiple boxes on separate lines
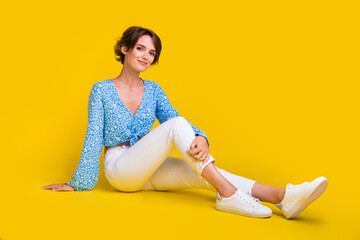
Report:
138,60,147,66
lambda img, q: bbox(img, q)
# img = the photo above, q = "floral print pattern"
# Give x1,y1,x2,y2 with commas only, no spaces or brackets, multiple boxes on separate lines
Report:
65,79,208,191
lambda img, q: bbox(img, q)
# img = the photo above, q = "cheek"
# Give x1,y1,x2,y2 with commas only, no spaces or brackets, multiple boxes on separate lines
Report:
129,50,139,58
131,52,140,59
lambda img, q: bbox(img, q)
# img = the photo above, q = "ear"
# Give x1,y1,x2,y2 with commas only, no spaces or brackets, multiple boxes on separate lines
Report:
121,45,128,55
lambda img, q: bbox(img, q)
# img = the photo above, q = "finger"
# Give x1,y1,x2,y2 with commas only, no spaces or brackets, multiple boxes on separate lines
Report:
42,185,54,189
192,148,202,156
202,151,210,161
200,152,208,161
195,151,205,160
197,152,204,161
191,149,200,160
188,142,196,155
193,152,201,159
190,141,196,150
203,154,210,164
186,150,194,157
52,186,64,192
188,147,196,155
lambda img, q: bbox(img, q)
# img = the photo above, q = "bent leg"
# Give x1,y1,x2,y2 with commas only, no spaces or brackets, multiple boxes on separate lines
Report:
142,157,256,196
105,117,216,192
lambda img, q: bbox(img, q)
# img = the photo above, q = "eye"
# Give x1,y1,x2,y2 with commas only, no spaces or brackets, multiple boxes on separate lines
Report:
136,47,143,51
149,52,155,56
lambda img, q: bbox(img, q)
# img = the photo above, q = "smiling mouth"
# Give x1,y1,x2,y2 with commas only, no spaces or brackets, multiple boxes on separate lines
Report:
138,60,147,66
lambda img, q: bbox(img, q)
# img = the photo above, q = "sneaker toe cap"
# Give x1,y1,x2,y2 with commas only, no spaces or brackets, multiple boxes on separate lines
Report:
258,205,272,217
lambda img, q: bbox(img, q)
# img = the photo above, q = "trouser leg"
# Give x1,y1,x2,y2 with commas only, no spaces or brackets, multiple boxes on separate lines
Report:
141,157,256,196
141,157,214,191
104,116,215,192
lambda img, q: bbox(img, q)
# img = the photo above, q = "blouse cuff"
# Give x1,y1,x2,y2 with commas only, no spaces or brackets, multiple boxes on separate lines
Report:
64,182,89,191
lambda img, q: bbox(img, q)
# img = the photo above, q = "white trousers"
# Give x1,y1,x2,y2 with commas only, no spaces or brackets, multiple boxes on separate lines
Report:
104,116,256,195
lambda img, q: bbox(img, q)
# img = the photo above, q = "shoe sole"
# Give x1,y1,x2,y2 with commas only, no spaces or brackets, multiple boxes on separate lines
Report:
285,176,328,219
215,204,272,218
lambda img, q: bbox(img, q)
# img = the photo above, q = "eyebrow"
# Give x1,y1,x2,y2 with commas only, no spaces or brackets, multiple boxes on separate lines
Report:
136,44,156,53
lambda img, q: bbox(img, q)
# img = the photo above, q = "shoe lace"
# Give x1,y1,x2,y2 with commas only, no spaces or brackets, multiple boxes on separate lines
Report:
287,182,310,190
287,183,295,190
235,191,261,207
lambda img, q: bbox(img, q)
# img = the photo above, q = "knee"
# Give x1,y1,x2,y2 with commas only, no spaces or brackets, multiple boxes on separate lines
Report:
164,116,190,131
172,116,191,129
169,116,187,125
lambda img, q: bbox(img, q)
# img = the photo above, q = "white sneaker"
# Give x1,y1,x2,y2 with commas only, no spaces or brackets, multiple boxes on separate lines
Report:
216,190,272,218
276,176,328,219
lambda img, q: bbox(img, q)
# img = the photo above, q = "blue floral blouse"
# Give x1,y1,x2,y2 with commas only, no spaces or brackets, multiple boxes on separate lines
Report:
65,79,209,191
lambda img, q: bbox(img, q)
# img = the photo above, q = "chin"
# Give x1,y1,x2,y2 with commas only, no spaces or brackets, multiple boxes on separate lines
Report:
129,64,148,73
138,66,149,72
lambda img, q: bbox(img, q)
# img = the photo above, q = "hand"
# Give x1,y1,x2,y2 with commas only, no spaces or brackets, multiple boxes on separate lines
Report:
186,136,210,164
42,183,75,192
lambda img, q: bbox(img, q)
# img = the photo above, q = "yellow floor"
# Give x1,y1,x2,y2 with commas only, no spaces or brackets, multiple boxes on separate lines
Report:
1,173,358,240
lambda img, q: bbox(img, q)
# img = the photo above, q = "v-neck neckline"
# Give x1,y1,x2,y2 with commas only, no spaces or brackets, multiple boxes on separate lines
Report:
110,78,147,117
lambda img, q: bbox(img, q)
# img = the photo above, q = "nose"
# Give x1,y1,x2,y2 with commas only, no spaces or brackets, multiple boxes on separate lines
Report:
142,51,148,60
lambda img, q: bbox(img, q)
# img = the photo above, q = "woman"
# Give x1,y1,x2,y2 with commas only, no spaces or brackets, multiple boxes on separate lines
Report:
42,26,328,219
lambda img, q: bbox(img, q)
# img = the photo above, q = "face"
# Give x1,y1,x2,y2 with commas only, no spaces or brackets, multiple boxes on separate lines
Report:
122,35,156,73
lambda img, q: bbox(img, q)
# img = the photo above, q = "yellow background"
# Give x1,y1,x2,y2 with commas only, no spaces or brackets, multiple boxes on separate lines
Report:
1,0,359,239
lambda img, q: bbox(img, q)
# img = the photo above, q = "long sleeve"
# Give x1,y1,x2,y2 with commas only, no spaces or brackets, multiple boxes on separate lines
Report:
65,83,104,191
155,82,209,146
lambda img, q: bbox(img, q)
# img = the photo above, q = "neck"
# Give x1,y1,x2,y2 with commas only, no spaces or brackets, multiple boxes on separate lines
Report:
114,65,143,89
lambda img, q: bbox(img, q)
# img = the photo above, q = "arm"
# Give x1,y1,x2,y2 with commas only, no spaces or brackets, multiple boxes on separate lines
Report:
155,82,210,146
64,82,105,191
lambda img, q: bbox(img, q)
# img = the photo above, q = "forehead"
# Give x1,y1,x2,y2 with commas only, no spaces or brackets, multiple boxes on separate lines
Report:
136,35,155,50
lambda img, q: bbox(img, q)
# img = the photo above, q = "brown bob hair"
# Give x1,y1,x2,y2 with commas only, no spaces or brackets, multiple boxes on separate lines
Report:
114,26,162,66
